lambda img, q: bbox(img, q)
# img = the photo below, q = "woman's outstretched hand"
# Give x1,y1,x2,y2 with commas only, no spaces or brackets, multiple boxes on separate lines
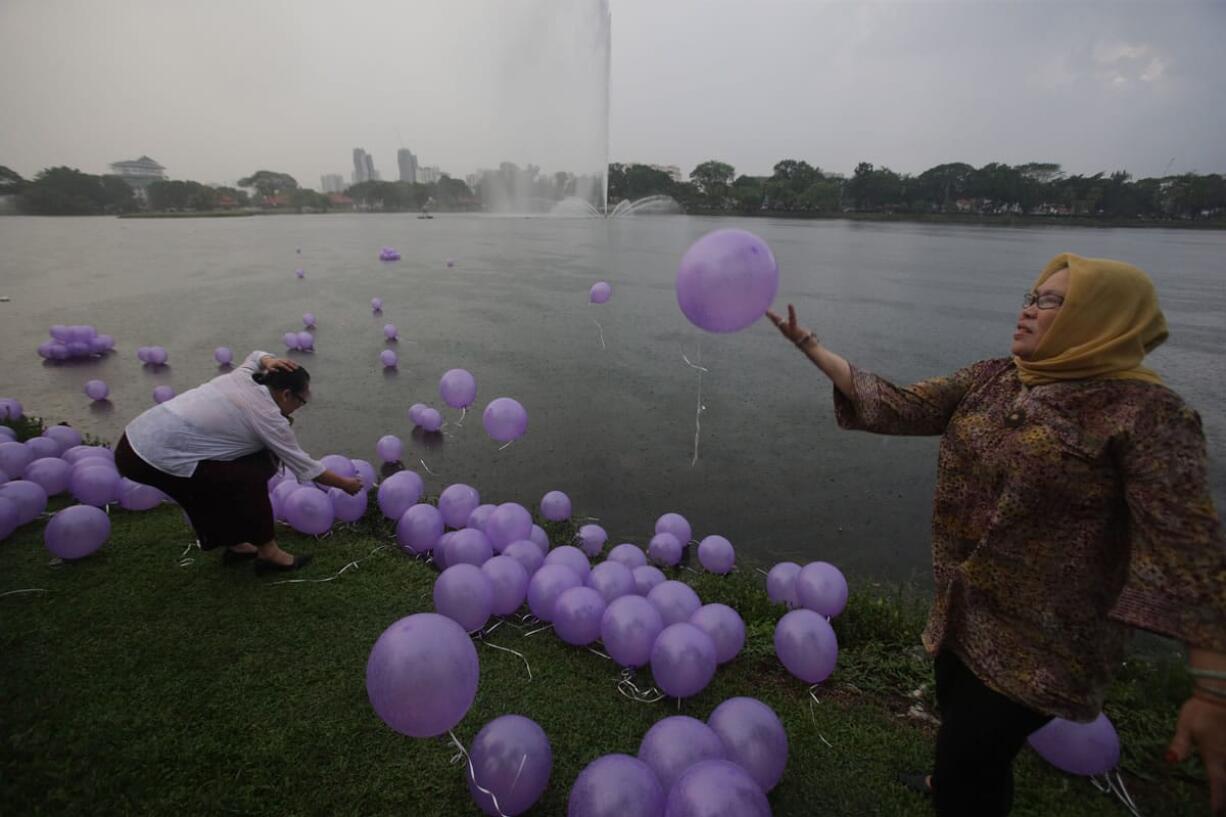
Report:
765,305,817,349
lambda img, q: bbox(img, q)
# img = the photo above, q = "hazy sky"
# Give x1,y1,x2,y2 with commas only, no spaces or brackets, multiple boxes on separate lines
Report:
1,0,1222,187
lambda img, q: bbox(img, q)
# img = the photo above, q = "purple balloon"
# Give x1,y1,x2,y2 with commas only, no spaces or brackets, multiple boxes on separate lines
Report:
697,535,735,574
295,331,314,351
61,445,112,465
526,564,582,622
587,560,636,603
601,595,665,668
446,258,455,268
120,478,166,511
352,458,377,488
439,368,477,409
434,532,455,570
44,425,83,454
589,281,612,304
648,532,682,567
23,457,71,496
633,565,667,596
540,490,571,521
481,555,529,616
482,397,528,442
650,623,716,699
434,564,494,632
284,485,335,535
502,540,545,575
153,385,176,404
638,716,727,794
408,402,428,425
71,464,121,507
655,512,692,545
467,503,496,532
375,434,403,464
774,608,838,684
24,436,60,461
48,343,70,360
377,469,423,520
366,613,479,738
383,323,398,340
766,562,801,606
44,504,111,560
553,586,607,646
397,503,444,554
446,527,494,567
148,346,168,365
468,714,553,817
0,480,47,525
214,346,233,365
647,580,701,626
137,345,152,362
707,697,789,792
303,312,316,328
270,479,300,521
0,398,23,420
608,543,647,570
529,524,549,552
84,380,109,401
545,545,591,583
319,453,357,478
295,267,305,278
283,331,300,350
419,408,443,432
689,604,745,664
676,229,779,334
0,496,18,540
0,425,15,442
439,483,480,529
1028,713,1121,776
795,561,849,617
664,759,771,817
577,523,607,557
330,486,369,523
380,349,398,368
485,502,533,552
49,325,71,342
568,754,664,817
371,297,383,312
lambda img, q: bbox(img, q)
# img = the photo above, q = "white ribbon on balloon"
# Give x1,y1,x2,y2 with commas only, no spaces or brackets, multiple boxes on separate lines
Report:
178,539,199,568
616,667,665,704
473,627,534,681
1090,770,1143,817
269,544,388,586
682,340,708,467
447,729,513,817
0,588,48,598
419,459,435,475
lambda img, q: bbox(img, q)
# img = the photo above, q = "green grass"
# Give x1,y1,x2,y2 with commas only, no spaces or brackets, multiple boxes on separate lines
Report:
0,501,1210,816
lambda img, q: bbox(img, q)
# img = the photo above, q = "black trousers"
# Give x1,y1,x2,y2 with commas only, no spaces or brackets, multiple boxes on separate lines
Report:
932,651,1053,817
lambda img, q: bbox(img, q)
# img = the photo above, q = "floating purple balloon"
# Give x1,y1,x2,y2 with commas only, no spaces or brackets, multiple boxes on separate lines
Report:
766,562,802,606
577,523,607,557
439,483,480,529
650,623,716,699
638,716,727,794
707,697,789,792
481,555,529,616
589,281,612,304
655,512,692,545
396,503,444,554
553,586,607,646
503,540,545,575
544,545,591,583
607,543,647,569
0,479,47,525
601,595,664,669
439,368,477,409
303,312,316,328
434,563,494,632
587,560,636,603
418,407,443,432
467,714,553,817
690,603,745,664
540,490,571,521
377,469,423,520
697,535,735,574
647,532,682,567
665,760,771,817
371,297,383,312
366,613,478,738
568,754,664,817
526,564,582,622
153,385,176,404
795,561,848,617
774,608,838,684
445,527,494,567
23,457,71,496
1028,713,1121,776
44,504,110,560
284,485,334,535
485,503,533,552
633,565,666,596
214,346,233,366
380,349,398,368
84,380,109,401
647,580,701,626
482,397,527,443
383,323,398,340
375,434,403,464
676,229,779,333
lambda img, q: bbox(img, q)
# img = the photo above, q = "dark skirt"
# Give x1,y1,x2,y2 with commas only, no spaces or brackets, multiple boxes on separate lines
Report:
115,433,278,551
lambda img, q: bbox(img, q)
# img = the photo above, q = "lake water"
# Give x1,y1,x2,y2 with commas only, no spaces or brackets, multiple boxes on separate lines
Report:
1,214,1223,583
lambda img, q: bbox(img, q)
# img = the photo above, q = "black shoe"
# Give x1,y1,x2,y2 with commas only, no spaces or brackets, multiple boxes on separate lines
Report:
897,772,933,796
254,554,313,575
222,548,259,565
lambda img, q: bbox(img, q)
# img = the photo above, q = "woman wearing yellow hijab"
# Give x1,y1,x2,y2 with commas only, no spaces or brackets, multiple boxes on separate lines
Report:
767,253,1226,817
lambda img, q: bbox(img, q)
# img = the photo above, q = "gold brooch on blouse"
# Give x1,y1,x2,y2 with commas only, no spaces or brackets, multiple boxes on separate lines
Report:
1004,408,1027,428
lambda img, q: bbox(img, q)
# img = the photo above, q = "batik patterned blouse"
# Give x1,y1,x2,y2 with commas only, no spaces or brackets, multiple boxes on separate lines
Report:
834,358,1226,720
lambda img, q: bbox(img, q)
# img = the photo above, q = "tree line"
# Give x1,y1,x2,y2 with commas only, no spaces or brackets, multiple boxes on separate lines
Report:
611,160,1226,221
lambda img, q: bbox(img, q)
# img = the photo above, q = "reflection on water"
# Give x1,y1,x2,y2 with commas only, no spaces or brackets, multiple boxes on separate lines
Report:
1,214,1223,584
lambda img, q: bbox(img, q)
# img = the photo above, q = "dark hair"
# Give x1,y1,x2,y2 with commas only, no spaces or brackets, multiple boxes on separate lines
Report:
252,366,310,398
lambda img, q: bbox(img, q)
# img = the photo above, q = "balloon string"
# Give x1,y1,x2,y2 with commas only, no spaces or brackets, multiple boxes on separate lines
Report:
447,730,513,817
588,648,612,661
419,458,435,475
808,684,823,724
178,539,200,568
592,318,606,350
523,623,553,638
616,668,665,704
478,637,534,681
0,588,48,598
754,567,769,576
498,440,515,452
1106,769,1143,817
682,341,707,467
456,407,466,428
270,545,387,586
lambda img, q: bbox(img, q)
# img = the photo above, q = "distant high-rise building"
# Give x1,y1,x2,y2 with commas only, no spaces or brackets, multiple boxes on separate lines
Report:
320,174,345,193
418,165,443,184
352,148,377,184
397,148,419,184
109,155,166,199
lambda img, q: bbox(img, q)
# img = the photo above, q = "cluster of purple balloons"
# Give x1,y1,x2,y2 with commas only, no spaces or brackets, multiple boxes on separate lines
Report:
568,697,787,817
268,454,376,534
408,403,444,433
37,325,116,361
378,247,400,261
765,561,847,684
136,345,169,365
766,560,848,617
282,330,315,352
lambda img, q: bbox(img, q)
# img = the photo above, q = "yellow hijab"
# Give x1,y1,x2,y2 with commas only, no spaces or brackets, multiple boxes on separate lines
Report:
1014,253,1167,386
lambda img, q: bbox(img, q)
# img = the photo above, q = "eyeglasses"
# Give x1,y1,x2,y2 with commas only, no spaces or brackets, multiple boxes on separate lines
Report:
1022,291,1065,310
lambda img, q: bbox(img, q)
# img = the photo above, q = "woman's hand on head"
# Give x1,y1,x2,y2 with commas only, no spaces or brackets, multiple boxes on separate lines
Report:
262,357,299,373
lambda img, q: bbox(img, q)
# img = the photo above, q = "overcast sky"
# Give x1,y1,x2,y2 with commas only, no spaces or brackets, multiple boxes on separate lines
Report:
1,0,1222,187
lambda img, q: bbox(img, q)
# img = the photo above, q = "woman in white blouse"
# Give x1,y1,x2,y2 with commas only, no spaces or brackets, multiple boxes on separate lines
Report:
115,351,363,573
